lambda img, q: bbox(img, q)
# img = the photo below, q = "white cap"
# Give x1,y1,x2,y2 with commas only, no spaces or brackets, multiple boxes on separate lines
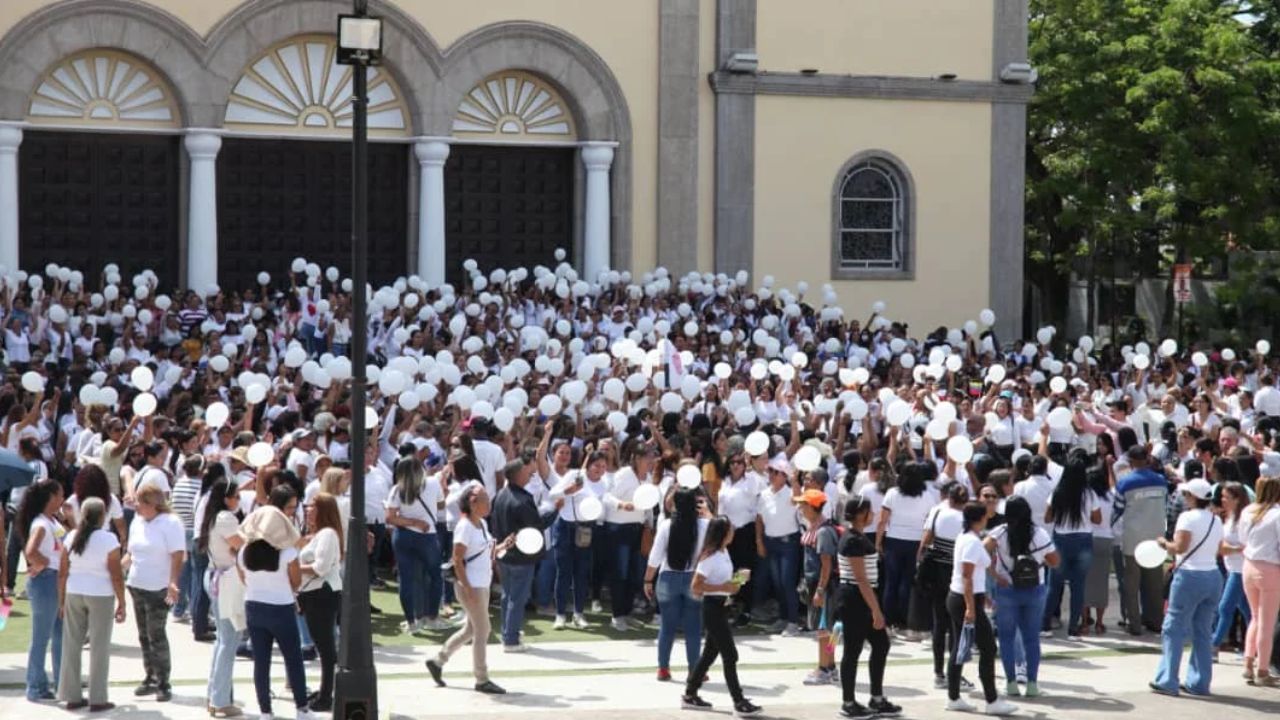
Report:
1180,478,1213,501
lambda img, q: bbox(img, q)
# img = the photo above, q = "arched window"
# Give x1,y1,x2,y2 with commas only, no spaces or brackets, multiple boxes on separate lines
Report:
832,153,914,279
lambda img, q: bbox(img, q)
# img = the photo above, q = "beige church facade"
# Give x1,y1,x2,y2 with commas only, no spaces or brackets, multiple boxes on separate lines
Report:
0,0,1032,338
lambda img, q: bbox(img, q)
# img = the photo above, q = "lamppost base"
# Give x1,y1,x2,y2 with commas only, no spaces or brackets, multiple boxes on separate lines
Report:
333,666,379,720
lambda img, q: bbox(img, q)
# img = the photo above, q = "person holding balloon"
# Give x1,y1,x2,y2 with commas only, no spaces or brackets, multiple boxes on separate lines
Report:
548,446,609,630
492,457,549,652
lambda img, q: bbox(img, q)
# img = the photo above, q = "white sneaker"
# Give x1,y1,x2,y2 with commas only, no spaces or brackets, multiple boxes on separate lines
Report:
946,698,977,712
503,643,530,653
802,668,834,685
258,714,273,720
553,615,567,630
780,622,799,637
985,699,1019,715
572,613,591,629
590,600,604,613
297,710,319,720
611,617,630,632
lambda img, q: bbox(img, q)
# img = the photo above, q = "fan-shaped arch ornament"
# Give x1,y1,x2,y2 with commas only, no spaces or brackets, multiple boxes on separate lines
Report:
452,71,576,141
224,35,408,136
27,49,179,128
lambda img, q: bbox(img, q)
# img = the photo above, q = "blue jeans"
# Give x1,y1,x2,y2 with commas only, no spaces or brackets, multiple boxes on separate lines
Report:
208,615,241,707
606,523,642,618
1112,543,1128,624
393,529,442,622
173,529,193,616
879,537,918,628
439,528,456,605
1212,571,1251,646
535,551,556,608
656,570,702,670
995,584,1047,682
499,561,536,646
191,545,211,636
26,568,62,699
1046,532,1093,634
552,518,592,615
754,533,800,624
245,601,308,714
1153,568,1222,695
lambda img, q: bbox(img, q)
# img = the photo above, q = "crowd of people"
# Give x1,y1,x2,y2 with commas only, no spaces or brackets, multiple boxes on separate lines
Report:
1,256,1279,719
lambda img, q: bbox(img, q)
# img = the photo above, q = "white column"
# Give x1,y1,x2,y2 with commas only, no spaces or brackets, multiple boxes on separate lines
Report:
185,132,221,292
0,125,21,273
581,143,615,283
414,139,450,285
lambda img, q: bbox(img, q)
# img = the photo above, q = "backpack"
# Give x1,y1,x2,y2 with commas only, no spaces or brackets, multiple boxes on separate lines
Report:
1000,533,1051,590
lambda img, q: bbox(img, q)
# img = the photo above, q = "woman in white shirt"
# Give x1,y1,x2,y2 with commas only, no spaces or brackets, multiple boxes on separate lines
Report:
1238,476,1280,686
298,493,345,712
644,487,710,682
918,483,967,686
1150,478,1223,696
719,448,760,625
386,456,446,632
56,497,125,711
680,516,762,717
123,485,186,702
1211,483,1250,659
944,503,1016,716
19,478,66,702
603,440,652,631
197,480,244,717
1083,466,1116,635
875,461,936,634
547,449,609,630
425,484,509,696
1043,458,1102,639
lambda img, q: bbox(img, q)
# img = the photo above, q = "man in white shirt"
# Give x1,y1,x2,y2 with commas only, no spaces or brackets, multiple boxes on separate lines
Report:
1013,455,1058,534
469,420,510,498
285,428,318,484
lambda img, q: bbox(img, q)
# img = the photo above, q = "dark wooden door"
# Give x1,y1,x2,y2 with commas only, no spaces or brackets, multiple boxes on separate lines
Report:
444,145,573,285
217,138,408,291
19,131,180,286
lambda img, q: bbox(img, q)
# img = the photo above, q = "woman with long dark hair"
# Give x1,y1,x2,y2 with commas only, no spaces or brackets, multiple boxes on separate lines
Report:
718,448,760,627
1044,457,1101,638
836,497,902,719
198,479,244,717
64,465,127,544
985,496,1059,698
298,492,345,711
944,503,1017,715
1082,465,1115,635
644,487,708,681
681,516,762,716
240,517,311,720
919,482,967,688
20,478,65,702
57,497,125,712
1212,482,1250,659
876,461,935,635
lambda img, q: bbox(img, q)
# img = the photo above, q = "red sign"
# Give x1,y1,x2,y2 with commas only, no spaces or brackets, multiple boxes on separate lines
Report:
1173,264,1192,303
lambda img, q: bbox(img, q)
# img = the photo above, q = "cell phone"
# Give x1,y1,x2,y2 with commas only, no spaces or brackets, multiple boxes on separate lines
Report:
575,475,584,488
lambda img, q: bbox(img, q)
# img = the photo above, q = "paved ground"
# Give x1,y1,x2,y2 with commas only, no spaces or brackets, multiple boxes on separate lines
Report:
2,610,1277,720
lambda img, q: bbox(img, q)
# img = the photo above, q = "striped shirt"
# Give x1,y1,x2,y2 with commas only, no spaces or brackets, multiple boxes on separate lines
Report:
170,476,201,531
837,532,878,587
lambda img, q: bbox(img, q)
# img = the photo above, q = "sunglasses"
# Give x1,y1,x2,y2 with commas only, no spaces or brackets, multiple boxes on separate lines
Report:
729,459,746,466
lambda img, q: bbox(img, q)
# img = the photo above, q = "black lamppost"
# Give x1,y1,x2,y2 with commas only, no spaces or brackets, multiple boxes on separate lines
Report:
334,5,381,719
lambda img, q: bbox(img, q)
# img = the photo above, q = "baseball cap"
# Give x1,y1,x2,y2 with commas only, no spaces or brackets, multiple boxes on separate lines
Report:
767,455,793,475
795,489,828,509
1180,478,1213,500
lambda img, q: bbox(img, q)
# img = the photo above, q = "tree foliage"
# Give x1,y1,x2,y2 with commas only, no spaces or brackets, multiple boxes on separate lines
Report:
1026,0,1280,327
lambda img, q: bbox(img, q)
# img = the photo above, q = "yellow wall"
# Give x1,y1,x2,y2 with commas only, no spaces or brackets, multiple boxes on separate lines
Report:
753,95,992,332
697,0,717,272
757,0,994,81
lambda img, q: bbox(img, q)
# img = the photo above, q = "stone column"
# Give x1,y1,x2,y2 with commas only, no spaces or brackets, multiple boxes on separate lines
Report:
581,143,615,283
0,125,21,273
184,131,221,292
414,139,450,285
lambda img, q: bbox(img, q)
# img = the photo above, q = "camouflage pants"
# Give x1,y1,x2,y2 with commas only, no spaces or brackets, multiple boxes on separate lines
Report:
129,587,171,687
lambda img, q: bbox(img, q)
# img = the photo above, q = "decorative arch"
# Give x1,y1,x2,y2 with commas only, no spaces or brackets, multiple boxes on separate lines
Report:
0,0,203,124
830,150,917,280
223,34,410,137
452,70,576,141
27,48,180,128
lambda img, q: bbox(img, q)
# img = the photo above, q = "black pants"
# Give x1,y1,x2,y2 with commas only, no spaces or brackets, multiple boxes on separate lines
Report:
837,584,889,704
686,596,744,703
928,578,951,676
299,585,341,705
728,524,758,614
946,591,996,703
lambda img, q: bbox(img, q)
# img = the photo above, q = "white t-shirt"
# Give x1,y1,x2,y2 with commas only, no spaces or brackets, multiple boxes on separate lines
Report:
241,545,299,605
882,488,937,541
858,483,886,535
134,466,172,496
758,484,801,537
125,512,186,591
30,514,66,573
1013,475,1057,533
647,516,710,573
1240,505,1280,566
1173,509,1222,571
66,494,124,526
1047,489,1098,535
385,480,442,534
1091,489,1115,540
989,525,1055,586
949,531,992,595
65,528,121,596
1223,516,1246,573
454,518,493,588
299,527,343,593
923,504,964,541
472,439,508,499
696,549,734,597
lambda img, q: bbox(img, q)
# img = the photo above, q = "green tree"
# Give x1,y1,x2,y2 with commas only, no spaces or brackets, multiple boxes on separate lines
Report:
1026,0,1280,335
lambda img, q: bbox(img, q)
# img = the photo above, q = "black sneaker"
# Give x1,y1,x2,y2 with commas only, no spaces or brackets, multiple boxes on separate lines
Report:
475,681,506,695
733,613,752,629
868,697,902,717
425,659,446,687
154,686,172,703
133,680,157,697
839,701,873,719
681,694,713,711
733,699,763,717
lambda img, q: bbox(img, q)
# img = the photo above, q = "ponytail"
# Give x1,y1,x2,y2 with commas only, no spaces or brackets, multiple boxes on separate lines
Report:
71,497,107,556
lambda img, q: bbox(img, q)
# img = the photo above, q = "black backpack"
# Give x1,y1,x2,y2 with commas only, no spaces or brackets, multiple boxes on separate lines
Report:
1000,533,1051,590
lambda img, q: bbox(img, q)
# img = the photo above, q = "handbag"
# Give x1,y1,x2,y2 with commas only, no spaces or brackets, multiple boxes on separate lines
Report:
1163,515,1216,596
914,512,946,593
571,490,594,548
442,526,489,584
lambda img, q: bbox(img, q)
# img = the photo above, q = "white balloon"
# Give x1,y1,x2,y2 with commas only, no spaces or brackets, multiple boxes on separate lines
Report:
632,484,661,511
885,400,911,427
538,395,563,417
206,402,230,429
515,527,544,555
284,346,307,368
734,406,756,427
846,397,869,420
1258,340,1272,356
490,407,513,433
744,431,770,456
561,380,588,405
578,496,604,522
1047,406,1074,429
454,386,477,410
209,355,230,373
99,387,119,408
1134,540,1167,569
78,384,100,406
1036,327,1053,345
625,373,648,394
247,442,275,468
1132,354,1151,370
20,371,45,393
378,369,407,396
979,309,996,326
606,410,629,434
946,436,974,464
933,401,958,424
602,378,626,403
793,446,821,472
945,354,963,373
1049,376,1068,394
244,384,268,404
676,465,702,489
365,406,379,429
986,364,1006,384
926,418,950,441
660,392,684,414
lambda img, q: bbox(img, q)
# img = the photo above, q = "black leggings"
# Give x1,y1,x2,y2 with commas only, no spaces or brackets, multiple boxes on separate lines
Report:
299,585,341,705
837,584,889,704
928,579,951,676
686,596,743,703
728,524,758,614
946,591,997,703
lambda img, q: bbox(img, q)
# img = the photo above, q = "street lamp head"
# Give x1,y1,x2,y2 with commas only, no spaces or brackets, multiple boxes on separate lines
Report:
337,14,383,65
